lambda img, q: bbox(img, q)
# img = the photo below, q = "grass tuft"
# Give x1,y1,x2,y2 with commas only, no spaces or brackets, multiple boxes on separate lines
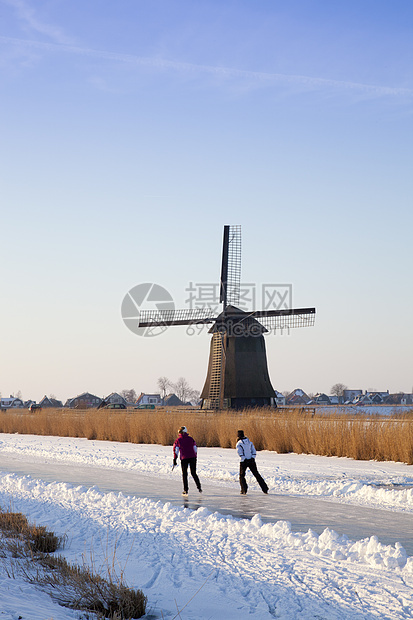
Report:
0,508,61,553
0,507,147,619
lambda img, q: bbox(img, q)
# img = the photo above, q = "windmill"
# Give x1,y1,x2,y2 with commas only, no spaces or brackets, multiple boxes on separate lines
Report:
137,225,316,409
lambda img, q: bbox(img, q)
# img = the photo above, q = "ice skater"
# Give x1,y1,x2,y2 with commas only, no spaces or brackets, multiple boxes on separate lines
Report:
236,430,268,495
173,426,202,496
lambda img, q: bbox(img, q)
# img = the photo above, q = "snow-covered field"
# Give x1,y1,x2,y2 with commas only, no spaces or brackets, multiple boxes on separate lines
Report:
0,433,413,619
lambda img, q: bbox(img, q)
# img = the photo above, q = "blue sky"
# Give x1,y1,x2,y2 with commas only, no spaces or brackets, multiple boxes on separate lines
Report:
1,0,412,401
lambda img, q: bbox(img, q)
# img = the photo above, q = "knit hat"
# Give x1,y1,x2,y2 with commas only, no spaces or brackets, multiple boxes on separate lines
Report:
178,426,188,434
237,430,245,439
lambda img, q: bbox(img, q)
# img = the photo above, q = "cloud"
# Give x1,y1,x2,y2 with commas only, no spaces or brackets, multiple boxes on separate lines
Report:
0,34,412,99
2,0,73,45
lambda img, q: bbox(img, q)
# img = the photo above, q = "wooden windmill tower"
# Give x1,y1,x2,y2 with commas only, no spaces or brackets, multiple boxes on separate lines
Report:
137,225,316,409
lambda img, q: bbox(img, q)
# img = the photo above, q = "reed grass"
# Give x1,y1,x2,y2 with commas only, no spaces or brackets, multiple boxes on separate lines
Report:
0,507,62,553
0,506,147,618
0,407,412,464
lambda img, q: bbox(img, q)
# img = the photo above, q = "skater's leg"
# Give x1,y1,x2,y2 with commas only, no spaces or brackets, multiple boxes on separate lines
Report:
239,461,248,494
189,457,201,491
249,459,268,493
180,458,189,493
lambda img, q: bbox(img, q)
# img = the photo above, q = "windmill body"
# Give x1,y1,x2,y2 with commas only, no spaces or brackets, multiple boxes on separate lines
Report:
137,225,316,409
200,305,276,409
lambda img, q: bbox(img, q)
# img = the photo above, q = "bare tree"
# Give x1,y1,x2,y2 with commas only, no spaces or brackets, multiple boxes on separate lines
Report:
120,389,137,403
157,377,172,400
173,377,198,403
188,389,200,404
330,383,348,398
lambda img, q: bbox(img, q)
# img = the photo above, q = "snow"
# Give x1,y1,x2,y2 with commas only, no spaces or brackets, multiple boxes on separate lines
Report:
0,434,413,619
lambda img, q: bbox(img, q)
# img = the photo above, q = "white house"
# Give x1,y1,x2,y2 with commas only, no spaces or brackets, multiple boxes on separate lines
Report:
0,397,24,409
136,393,163,406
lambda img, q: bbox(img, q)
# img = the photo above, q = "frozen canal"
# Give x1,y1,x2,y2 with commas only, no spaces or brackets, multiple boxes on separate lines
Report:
0,451,412,555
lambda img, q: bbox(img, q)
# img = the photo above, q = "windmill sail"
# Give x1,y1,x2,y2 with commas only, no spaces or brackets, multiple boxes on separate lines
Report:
211,307,316,333
220,225,241,309
219,225,229,307
137,308,216,327
247,307,316,331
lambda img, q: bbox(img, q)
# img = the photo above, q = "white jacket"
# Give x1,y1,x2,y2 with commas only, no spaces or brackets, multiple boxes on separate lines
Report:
236,437,256,461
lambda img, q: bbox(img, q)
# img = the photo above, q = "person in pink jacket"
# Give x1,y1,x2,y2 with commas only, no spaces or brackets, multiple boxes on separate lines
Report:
173,426,202,496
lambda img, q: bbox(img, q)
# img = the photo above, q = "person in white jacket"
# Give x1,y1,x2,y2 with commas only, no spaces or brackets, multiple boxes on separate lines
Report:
236,430,269,495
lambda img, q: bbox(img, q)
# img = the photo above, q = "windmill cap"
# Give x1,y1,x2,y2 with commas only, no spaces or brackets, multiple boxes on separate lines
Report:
178,426,188,434
237,430,245,439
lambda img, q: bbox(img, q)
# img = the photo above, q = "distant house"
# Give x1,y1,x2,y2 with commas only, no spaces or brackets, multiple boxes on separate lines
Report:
367,391,388,404
65,392,102,408
384,393,413,406
285,389,310,406
0,397,24,409
274,391,286,407
163,394,185,407
135,393,163,406
343,389,363,403
313,393,331,405
353,393,373,405
39,396,63,408
352,391,390,406
102,392,127,406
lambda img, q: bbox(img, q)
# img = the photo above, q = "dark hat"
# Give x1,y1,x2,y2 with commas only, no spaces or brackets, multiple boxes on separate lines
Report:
237,430,245,439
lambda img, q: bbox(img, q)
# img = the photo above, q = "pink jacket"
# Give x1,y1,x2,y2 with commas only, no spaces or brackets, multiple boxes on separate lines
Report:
173,432,198,460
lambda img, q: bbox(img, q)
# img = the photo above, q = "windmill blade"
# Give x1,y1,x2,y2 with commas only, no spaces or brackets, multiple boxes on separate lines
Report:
220,225,241,308
250,307,316,331
219,225,229,307
214,307,315,333
137,308,217,327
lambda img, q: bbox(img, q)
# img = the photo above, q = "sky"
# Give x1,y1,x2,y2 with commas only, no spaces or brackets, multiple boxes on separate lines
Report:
0,0,412,402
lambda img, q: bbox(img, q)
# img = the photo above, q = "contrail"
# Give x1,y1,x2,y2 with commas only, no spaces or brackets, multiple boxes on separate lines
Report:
2,0,73,45
1,35,411,98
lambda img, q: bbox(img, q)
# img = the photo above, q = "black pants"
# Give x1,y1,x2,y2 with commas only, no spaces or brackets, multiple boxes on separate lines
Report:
181,457,201,492
239,458,268,494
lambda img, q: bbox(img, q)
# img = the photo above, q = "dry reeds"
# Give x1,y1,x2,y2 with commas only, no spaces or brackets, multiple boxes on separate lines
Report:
0,507,61,553
1,407,412,464
0,507,147,619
